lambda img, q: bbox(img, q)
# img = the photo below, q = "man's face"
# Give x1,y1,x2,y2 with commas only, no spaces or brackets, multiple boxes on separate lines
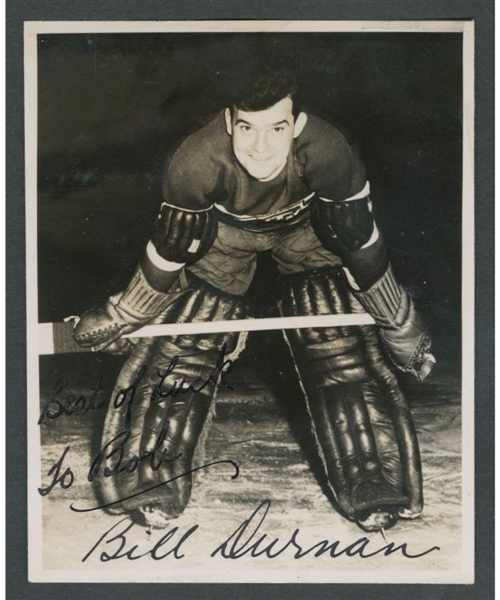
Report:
225,97,307,181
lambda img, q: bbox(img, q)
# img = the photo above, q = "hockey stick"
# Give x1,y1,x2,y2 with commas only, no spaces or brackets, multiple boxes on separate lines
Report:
37,313,376,355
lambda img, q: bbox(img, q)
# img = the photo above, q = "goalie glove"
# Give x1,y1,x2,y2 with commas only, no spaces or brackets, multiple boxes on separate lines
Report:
73,266,180,352
351,264,435,382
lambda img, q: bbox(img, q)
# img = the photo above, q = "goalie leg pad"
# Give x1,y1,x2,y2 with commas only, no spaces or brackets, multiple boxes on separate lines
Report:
279,266,423,530
97,273,249,526
359,324,424,517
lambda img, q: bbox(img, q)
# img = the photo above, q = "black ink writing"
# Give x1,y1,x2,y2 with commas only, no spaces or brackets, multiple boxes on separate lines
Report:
38,446,75,496
82,516,199,562
38,376,105,424
150,343,234,402
112,365,147,431
71,459,239,513
87,420,180,483
211,500,440,560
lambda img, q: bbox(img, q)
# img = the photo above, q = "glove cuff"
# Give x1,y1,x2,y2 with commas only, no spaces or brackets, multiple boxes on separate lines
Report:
116,266,176,324
352,264,435,381
352,263,404,326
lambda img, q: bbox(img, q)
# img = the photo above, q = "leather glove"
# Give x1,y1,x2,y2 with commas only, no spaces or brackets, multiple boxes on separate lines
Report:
73,267,177,352
353,264,436,382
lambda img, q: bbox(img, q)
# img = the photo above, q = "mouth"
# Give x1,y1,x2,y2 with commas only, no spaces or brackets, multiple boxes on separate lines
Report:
249,155,272,162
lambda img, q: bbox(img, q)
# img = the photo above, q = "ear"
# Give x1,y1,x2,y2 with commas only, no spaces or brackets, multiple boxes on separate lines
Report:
224,108,233,135
293,112,308,138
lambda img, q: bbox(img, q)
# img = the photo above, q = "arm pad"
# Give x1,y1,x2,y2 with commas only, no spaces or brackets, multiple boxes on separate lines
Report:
152,202,218,266
311,195,375,253
311,194,388,290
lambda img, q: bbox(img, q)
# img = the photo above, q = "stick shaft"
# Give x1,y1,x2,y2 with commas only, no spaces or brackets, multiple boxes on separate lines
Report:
124,313,375,337
37,313,375,355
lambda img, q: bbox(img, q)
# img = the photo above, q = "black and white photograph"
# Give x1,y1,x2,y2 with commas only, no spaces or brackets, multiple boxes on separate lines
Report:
25,20,474,583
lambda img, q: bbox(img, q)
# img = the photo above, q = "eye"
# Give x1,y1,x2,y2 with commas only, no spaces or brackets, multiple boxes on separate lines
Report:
239,125,252,133
273,127,285,133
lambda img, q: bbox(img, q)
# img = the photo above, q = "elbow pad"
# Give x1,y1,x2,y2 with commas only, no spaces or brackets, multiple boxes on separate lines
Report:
310,193,376,254
151,202,218,269
311,192,388,290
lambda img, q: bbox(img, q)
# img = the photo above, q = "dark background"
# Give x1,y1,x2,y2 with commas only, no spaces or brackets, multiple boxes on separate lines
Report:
37,32,462,362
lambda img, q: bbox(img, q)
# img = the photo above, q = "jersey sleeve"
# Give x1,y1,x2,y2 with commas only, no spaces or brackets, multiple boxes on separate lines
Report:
161,116,227,211
295,114,368,202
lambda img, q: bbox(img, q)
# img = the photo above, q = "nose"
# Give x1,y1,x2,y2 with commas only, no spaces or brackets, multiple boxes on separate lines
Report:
253,131,269,154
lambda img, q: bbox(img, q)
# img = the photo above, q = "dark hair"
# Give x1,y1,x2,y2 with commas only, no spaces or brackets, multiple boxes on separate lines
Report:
229,70,300,119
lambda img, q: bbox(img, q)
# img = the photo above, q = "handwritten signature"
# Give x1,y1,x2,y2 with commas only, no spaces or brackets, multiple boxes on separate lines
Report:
82,499,440,563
